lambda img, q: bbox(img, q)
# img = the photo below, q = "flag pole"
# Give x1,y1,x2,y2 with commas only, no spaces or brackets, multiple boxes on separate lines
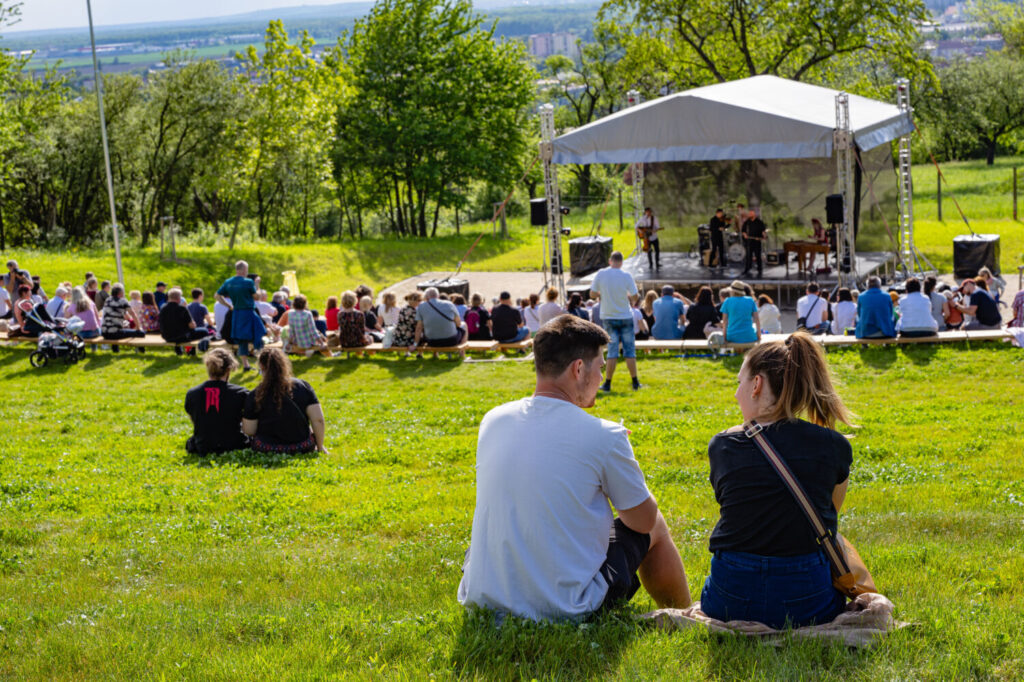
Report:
86,0,124,284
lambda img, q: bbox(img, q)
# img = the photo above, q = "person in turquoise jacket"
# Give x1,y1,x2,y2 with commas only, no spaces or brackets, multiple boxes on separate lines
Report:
854,276,896,339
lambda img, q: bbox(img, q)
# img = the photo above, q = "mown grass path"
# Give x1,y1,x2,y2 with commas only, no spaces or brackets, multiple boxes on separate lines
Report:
1,343,1022,679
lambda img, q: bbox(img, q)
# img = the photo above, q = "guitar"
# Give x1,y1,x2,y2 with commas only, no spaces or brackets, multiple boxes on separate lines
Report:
636,225,653,252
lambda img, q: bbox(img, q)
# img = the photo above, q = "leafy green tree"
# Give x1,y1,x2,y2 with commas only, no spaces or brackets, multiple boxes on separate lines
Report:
544,22,625,200
337,0,535,237
230,21,345,247
137,53,242,245
916,51,1024,165
600,0,933,91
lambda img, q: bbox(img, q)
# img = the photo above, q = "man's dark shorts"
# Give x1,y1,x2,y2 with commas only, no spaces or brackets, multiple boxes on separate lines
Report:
598,518,651,610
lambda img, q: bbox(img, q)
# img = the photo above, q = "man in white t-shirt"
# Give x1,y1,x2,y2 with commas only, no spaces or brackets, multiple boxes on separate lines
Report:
590,252,641,391
0,285,11,320
796,282,829,334
635,207,661,270
457,315,690,622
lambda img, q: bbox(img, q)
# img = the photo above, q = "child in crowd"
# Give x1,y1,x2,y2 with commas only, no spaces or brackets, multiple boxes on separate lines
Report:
324,296,339,331
188,288,217,333
377,292,400,328
95,280,112,310
154,282,168,309
359,295,384,342
85,277,99,302
139,292,161,333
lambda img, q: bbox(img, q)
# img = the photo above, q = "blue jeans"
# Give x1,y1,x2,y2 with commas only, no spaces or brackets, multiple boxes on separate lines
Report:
700,551,845,629
497,327,530,344
603,318,636,359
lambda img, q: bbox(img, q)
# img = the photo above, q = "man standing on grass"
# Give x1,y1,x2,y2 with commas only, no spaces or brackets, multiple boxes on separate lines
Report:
458,315,691,621
590,251,641,391
216,261,265,372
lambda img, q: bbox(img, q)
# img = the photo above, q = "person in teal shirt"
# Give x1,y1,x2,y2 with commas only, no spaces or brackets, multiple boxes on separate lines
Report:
719,280,760,344
215,260,266,370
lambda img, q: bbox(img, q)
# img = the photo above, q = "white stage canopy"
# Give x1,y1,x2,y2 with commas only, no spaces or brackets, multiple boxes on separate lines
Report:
550,75,914,165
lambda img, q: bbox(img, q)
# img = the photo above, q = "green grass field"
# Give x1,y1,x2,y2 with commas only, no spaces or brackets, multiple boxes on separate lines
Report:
0,343,1022,679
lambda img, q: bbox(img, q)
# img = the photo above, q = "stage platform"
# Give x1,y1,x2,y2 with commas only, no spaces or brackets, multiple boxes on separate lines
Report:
568,251,893,305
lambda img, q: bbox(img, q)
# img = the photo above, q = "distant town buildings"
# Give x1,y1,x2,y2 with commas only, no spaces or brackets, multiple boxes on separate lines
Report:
919,1,1006,60
528,32,579,60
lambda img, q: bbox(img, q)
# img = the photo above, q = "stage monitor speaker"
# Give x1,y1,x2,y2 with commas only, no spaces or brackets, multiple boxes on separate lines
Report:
530,198,547,226
417,278,470,300
825,194,844,224
953,234,1000,278
569,236,613,276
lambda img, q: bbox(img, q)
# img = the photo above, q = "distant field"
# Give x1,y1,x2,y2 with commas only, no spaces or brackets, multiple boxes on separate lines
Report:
30,42,260,70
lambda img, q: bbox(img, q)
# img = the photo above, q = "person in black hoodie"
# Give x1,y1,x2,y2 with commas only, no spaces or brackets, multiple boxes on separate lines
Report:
184,349,249,455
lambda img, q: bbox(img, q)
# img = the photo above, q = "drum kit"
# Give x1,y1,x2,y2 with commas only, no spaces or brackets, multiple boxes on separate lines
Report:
697,224,746,266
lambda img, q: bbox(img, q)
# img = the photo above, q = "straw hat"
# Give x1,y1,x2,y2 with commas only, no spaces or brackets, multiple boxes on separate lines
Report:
729,280,750,297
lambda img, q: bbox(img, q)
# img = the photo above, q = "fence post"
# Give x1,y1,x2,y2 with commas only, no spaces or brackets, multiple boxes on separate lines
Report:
936,169,942,221
618,190,623,232
1014,167,1018,221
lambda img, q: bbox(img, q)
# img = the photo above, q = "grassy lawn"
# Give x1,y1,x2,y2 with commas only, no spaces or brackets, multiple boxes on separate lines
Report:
0,342,1022,679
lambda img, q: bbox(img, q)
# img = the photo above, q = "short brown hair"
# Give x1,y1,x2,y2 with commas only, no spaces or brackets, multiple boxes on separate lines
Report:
533,315,610,378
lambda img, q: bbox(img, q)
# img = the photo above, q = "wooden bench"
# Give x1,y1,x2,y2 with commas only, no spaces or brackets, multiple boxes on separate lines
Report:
635,340,684,353
497,338,533,353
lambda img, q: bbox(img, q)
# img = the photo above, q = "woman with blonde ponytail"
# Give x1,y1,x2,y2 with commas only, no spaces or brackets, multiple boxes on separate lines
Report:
699,332,854,628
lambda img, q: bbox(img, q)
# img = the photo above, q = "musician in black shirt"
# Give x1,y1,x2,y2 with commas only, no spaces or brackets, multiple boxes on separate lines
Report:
708,209,728,268
741,210,767,277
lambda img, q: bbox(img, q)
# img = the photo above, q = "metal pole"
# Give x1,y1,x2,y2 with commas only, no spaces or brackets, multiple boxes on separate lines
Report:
1013,167,1018,221
626,89,643,256
87,0,124,285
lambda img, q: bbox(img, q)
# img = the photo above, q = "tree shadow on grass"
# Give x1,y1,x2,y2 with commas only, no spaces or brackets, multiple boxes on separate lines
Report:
900,343,938,366
857,346,897,370
449,607,643,681
183,447,319,469
0,349,28,368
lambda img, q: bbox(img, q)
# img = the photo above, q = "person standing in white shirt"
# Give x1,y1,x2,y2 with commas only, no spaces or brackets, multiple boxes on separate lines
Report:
457,315,690,621
590,252,642,391
796,283,828,334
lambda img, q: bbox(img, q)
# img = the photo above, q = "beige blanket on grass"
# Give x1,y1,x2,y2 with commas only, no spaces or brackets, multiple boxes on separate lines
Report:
643,593,907,648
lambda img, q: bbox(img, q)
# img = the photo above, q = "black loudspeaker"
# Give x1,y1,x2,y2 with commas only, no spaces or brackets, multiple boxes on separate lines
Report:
953,234,1000,278
569,236,613,276
825,194,844,224
530,198,547,226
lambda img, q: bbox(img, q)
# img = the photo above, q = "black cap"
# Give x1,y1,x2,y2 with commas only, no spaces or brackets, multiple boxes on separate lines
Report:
155,281,167,288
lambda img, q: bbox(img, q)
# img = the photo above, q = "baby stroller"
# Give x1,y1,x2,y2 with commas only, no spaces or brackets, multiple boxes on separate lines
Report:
27,306,87,368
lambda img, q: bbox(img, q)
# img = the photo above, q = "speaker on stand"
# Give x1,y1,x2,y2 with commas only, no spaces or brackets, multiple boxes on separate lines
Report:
530,198,547,226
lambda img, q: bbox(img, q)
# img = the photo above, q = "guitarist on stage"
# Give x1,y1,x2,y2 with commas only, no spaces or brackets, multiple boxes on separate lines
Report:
741,209,768,278
635,207,661,270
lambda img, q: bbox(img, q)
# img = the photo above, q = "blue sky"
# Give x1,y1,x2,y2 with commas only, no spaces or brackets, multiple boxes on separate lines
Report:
9,1,357,32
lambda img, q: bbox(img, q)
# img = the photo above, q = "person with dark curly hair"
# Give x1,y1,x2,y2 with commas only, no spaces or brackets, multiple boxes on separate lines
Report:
242,348,327,454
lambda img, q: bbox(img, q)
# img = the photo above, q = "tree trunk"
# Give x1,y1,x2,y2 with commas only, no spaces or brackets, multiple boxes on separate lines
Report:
0,193,5,252
985,139,996,165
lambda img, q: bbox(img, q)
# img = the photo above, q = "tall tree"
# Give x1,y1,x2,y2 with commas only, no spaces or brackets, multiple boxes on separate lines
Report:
917,51,1024,165
337,0,535,237
600,0,932,92
230,21,345,247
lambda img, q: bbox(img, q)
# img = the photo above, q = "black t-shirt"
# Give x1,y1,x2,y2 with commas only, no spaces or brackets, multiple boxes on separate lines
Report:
184,380,249,454
159,302,194,341
708,420,852,557
684,303,721,339
743,218,766,240
466,306,492,340
365,310,379,330
970,291,1001,326
709,215,728,235
490,304,522,341
244,378,319,445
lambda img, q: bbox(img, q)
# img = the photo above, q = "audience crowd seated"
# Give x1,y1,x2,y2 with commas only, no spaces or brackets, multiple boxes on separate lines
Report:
337,291,370,348
855,276,896,339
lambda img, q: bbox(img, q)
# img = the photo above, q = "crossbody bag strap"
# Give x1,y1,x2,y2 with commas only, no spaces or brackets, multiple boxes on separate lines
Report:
426,299,455,323
742,419,851,577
